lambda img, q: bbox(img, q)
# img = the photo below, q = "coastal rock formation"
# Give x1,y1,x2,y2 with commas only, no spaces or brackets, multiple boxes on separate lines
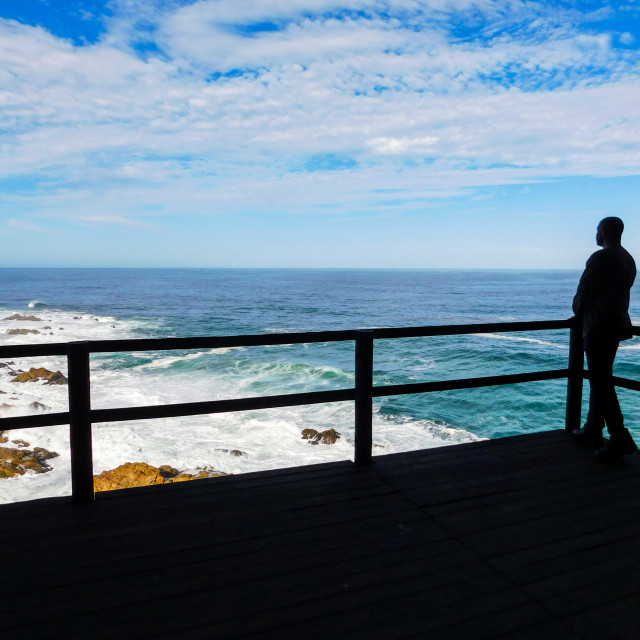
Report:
0,445,59,478
7,328,41,335
215,448,248,457
12,367,68,385
301,428,341,444
93,462,225,492
4,314,42,321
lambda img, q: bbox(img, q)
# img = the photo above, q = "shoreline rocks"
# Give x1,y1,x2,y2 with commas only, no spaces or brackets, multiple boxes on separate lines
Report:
301,428,341,444
4,314,42,321
11,367,68,385
0,445,60,478
93,462,226,492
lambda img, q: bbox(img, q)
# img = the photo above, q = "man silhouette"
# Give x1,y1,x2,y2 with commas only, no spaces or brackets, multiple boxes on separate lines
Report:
572,217,637,461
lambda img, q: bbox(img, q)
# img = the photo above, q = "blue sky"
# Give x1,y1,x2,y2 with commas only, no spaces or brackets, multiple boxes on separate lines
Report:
1,0,639,268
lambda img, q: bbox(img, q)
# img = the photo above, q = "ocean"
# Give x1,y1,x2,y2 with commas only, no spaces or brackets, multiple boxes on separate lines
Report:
2,268,640,504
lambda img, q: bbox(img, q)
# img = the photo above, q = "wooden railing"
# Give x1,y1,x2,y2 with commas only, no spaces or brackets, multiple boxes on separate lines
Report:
2,318,640,503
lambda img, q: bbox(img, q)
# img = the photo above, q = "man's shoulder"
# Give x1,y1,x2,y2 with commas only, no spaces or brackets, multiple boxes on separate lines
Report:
585,249,606,267
619,245,636,265
606,245,636,267
595,245,635,261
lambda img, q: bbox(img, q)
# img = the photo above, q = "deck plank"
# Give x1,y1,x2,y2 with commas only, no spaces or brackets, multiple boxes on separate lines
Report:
2,429,639,639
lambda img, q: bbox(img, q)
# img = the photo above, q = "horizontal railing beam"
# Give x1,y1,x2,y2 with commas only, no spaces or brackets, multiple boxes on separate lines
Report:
372,369,570,398
371,319,571,340
0,319,574,359
0,411,71,430
0,343,68,358
612,375,640,392
91,388,355,424
72,331,358,354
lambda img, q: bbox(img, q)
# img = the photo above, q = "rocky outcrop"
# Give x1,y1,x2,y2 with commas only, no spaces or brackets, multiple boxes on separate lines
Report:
12,367,68,385
7,329,40,335
29,401,50,411
93,462,225,492
0,446,59,478
4,314,42,321
215,448,248,457
301,428,341,444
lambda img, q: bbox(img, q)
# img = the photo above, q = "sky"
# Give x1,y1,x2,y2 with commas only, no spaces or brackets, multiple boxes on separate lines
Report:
1,0,639,268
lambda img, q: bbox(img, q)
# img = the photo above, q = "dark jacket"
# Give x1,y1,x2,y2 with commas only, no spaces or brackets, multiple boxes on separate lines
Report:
573,245,636,340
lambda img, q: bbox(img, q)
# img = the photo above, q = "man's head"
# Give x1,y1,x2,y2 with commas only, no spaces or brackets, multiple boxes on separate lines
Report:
596,217,624,247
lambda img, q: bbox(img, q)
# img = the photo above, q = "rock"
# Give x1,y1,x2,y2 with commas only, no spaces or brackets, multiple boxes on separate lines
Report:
7,328,41,335
0,362,15,367
42,326,51,330
4,314,42,321
0,390,6,394
301,428,341,445
11,439,30,448
0,445,59,478
0,403,15,411
93,462,165,491
0,432,7,444
29,401,50,411
172,470,210,483
158,465,180,479
214,448,248,457
320,428,341,444
93,462,225,492
12,367,68,385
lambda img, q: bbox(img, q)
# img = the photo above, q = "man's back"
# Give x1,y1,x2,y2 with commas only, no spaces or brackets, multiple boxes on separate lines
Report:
573,244,636,339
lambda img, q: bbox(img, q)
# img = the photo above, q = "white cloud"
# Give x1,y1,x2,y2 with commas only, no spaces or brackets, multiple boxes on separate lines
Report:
0,1,639,224
367,135,439,153
620,32,635,45
8,218,64,234
74,215,162,230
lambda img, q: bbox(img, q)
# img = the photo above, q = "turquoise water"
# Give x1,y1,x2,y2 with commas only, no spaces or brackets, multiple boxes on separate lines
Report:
1,268,640,502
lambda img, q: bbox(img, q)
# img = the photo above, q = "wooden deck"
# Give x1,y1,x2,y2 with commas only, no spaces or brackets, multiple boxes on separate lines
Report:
2,429,640,639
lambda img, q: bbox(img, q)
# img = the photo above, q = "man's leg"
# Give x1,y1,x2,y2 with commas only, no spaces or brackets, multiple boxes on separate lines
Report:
586,335,638,460
586,336,621,436
579,335,612,444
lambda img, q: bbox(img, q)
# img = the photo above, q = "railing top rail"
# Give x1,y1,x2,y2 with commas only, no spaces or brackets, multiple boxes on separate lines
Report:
371,318,572,340
0,318,575,359
0,343,69,358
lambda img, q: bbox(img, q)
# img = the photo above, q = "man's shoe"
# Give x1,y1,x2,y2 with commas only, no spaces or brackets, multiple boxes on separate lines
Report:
572,427,604,448
595,429,638,463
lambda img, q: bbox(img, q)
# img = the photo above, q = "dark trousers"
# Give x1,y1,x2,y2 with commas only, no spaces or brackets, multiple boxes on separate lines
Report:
584,334,624,437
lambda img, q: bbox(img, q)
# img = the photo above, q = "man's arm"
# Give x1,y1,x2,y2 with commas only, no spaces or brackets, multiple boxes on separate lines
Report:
573,252,601,317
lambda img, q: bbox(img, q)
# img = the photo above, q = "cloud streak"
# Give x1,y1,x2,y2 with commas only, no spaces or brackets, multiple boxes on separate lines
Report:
8,218,64,234
0,0,639,229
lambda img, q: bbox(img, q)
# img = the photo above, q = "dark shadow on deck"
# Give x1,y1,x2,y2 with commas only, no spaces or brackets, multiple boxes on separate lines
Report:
2,430,640,639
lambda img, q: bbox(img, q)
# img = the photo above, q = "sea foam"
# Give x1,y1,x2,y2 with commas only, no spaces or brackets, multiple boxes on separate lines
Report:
0,306,479,504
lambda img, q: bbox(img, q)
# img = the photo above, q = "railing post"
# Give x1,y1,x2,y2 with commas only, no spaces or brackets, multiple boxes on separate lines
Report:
565,316,584,433
68,341,94,503
354,330,374,465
